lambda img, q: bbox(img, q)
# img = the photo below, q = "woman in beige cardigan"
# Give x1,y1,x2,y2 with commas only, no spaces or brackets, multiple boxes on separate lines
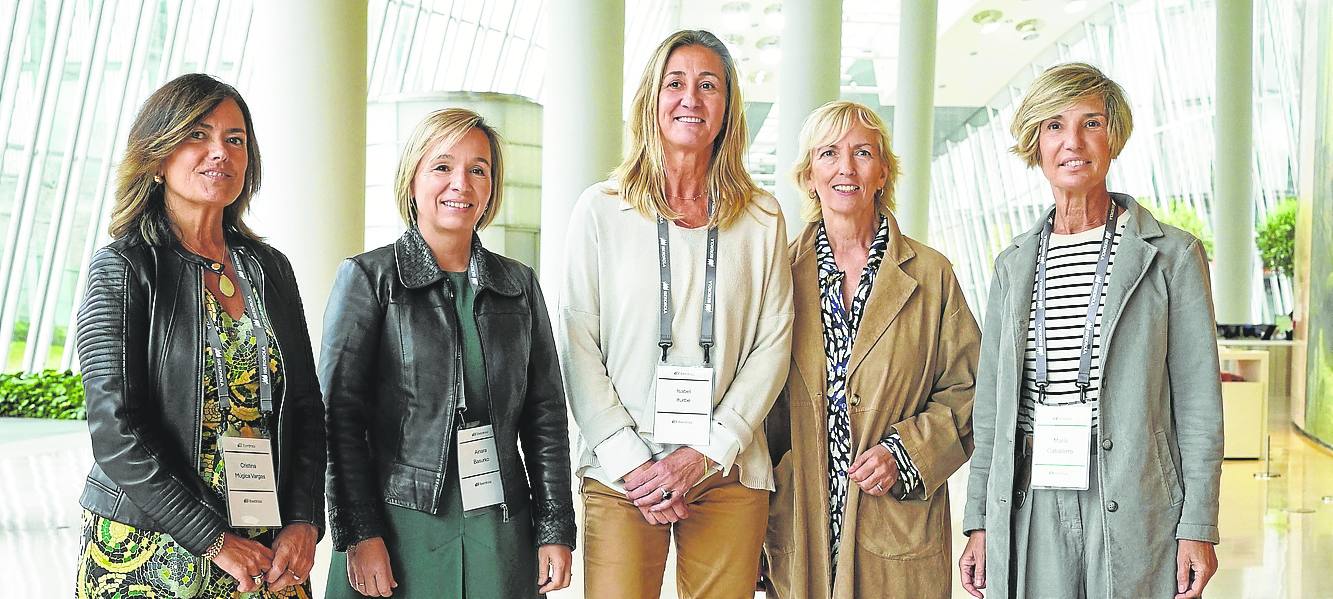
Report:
559,30,794,599
764,100,980,599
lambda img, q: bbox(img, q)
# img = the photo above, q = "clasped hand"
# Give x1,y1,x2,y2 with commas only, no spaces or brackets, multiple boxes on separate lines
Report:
210,522,317,593
622,447,711,524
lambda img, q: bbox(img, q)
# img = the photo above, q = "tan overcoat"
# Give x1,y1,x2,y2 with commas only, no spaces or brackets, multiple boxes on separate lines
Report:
764,214,980,599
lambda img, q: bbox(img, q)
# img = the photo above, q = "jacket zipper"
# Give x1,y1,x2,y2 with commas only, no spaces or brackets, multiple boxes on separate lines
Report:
449,271,510,522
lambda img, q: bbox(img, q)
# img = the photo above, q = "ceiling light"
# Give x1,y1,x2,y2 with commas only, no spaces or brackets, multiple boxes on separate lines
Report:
972,9,1002,26
1015,18,1044,34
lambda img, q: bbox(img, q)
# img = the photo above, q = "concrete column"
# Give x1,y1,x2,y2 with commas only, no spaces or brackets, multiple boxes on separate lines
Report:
775,0,842,237
1213,0,1255,323
893,0,939,241
246,1,367,346
539,0,624,298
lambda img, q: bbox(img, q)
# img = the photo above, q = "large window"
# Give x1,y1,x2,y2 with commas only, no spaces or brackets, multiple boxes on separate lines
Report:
927,0,1305,322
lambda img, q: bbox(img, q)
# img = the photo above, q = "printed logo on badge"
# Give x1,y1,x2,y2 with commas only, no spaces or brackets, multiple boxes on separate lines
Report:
220,436,282,527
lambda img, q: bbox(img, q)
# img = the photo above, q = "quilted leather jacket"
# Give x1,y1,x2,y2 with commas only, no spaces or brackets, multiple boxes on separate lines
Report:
75,232,326,555
321,227,575,550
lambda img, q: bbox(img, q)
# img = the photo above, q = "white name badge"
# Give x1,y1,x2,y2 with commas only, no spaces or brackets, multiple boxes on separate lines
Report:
457,424,504,511
653,365,713,445
1031,403,1093,490
220,436,283,527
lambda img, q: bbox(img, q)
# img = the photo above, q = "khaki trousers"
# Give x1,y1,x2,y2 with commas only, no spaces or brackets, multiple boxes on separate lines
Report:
581,470,769,599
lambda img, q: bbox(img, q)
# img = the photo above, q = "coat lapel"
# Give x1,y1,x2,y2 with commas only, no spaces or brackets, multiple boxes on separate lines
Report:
1100,193,1162,356
848,214,917,377
790,224,827,402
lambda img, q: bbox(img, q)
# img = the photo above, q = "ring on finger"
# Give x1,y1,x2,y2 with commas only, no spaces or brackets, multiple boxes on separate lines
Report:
874,482,884,493
252,574,265,586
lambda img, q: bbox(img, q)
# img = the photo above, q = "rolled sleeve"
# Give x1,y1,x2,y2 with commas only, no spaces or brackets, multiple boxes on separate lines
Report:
594,427,655,482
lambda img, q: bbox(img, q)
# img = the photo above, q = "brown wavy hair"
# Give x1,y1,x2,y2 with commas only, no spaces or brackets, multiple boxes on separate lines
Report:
109,73,262,244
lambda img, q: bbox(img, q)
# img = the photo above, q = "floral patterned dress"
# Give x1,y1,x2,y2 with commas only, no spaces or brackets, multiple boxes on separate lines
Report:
76,291,309,599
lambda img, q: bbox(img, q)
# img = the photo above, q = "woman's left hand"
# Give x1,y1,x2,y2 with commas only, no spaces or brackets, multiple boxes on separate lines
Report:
625,447,710,508
265,522,318,590
1174,539,1218,599
536,544,573,593
848,444,899,496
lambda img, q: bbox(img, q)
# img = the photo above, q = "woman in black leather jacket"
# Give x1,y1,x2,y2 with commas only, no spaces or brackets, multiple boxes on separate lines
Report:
74,74,325,597
321,107,575,598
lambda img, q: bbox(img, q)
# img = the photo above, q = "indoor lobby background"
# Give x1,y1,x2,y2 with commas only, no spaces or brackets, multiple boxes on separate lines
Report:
0,0,1330,597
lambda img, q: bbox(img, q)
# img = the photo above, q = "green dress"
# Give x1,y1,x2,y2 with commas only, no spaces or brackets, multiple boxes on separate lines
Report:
326,271,538,599
76,291,310,599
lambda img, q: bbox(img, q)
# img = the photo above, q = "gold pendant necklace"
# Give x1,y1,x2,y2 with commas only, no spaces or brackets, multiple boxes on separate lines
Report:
218,272,236,297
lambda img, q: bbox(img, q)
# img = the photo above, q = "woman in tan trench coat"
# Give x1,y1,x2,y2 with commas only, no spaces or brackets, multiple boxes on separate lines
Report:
764,100,980,598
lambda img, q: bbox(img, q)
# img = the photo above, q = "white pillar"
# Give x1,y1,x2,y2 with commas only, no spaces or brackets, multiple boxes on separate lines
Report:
246,1,367,345
775,0,842,237
539,0,624,298
1213,0,1255,323
893,0,939,241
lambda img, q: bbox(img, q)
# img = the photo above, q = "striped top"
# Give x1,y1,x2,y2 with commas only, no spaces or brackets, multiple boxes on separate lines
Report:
1018,218,1128,434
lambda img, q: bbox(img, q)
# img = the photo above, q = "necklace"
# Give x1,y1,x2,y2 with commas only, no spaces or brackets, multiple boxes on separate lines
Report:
180,238,236,298
666,191,707,201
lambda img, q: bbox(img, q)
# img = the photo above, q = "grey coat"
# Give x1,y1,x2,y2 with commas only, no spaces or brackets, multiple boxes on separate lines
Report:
961,193,1224,598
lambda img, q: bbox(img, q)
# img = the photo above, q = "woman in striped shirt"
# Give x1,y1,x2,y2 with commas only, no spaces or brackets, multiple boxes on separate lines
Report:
958,63,1223,599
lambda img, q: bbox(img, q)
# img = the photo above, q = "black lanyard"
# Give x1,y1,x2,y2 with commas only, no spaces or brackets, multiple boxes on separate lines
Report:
202,248,274,418
1034,199,1118,403
656,199,718,366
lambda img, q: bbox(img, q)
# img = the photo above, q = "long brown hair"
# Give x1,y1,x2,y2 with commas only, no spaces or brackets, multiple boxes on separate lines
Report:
610,30,763,230
109,73,263,244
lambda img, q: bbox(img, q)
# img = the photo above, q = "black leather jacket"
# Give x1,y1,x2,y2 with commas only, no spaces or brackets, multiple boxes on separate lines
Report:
75,232,326,555
322,228,575,551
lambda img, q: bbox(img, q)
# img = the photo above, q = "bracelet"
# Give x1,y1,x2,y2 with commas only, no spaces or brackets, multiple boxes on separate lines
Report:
201,532,225,560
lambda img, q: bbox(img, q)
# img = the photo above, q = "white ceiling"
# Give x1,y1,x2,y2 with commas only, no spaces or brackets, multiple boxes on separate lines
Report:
662,0,1116,108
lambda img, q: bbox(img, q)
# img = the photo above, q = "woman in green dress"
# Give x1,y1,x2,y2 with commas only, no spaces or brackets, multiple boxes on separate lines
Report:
74,73,326,598
321,108,575,598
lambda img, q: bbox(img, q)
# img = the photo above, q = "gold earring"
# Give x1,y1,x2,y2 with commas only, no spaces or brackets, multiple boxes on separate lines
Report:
153,175,163,184
808,189,818,200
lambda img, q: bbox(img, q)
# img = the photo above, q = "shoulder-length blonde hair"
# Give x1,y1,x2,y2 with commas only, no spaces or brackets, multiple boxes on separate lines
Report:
791,100,901,222
393,108,505,230
610,29,760,230
109,73,262,244
1010,62,1134,168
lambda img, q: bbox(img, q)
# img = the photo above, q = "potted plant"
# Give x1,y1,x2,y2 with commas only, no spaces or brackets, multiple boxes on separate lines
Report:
1256,197,1297,277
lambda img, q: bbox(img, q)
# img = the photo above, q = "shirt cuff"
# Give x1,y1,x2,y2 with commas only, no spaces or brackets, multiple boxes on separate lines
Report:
593,427,654,482
691,419,742,476
880,433,923,500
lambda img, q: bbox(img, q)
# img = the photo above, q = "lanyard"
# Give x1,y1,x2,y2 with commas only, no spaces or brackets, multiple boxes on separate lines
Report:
451,247,483,426
656,198,718,366
202,248,274,418
1034,199,1118,403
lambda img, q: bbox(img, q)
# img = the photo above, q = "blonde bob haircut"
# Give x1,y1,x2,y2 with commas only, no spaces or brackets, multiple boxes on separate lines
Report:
610,29,761,230
394,107,505,230
791,100,901,223
1010,62,1134,168
109,73,262,244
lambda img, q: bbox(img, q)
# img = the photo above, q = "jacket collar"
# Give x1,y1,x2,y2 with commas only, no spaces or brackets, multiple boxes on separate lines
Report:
393,226,522,296
1000,192,1163,364
790,211,919,391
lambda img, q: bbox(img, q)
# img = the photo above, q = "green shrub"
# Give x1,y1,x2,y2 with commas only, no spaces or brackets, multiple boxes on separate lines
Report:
0,369,85,419
1256,198,1297,277
1145,197,1214,259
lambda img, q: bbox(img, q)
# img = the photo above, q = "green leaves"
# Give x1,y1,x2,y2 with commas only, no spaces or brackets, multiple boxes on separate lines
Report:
0,369,85,419
1256,198,1298,277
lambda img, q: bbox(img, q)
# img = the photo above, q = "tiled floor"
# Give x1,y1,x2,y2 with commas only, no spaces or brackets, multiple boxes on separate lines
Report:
6,397,1332,599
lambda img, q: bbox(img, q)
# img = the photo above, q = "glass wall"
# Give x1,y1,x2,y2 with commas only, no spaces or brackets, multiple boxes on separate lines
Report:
1301,0,1333,447
926,0,1305,322
0,0,254,372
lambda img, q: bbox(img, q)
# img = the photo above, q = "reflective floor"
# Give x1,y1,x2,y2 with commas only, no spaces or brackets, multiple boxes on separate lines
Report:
4,395,1331,599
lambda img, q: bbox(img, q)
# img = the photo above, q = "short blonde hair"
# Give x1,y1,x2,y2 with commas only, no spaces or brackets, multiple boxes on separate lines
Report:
791,100,901,222
394,108,504,229
1010,62,1133,168
610,30,761,230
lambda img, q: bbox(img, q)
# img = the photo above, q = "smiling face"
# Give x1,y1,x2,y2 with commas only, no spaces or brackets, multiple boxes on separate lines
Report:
656,44,727,155
1037,96,1113,196
809,123,888,221
411,127,494,238
158,98,248,210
